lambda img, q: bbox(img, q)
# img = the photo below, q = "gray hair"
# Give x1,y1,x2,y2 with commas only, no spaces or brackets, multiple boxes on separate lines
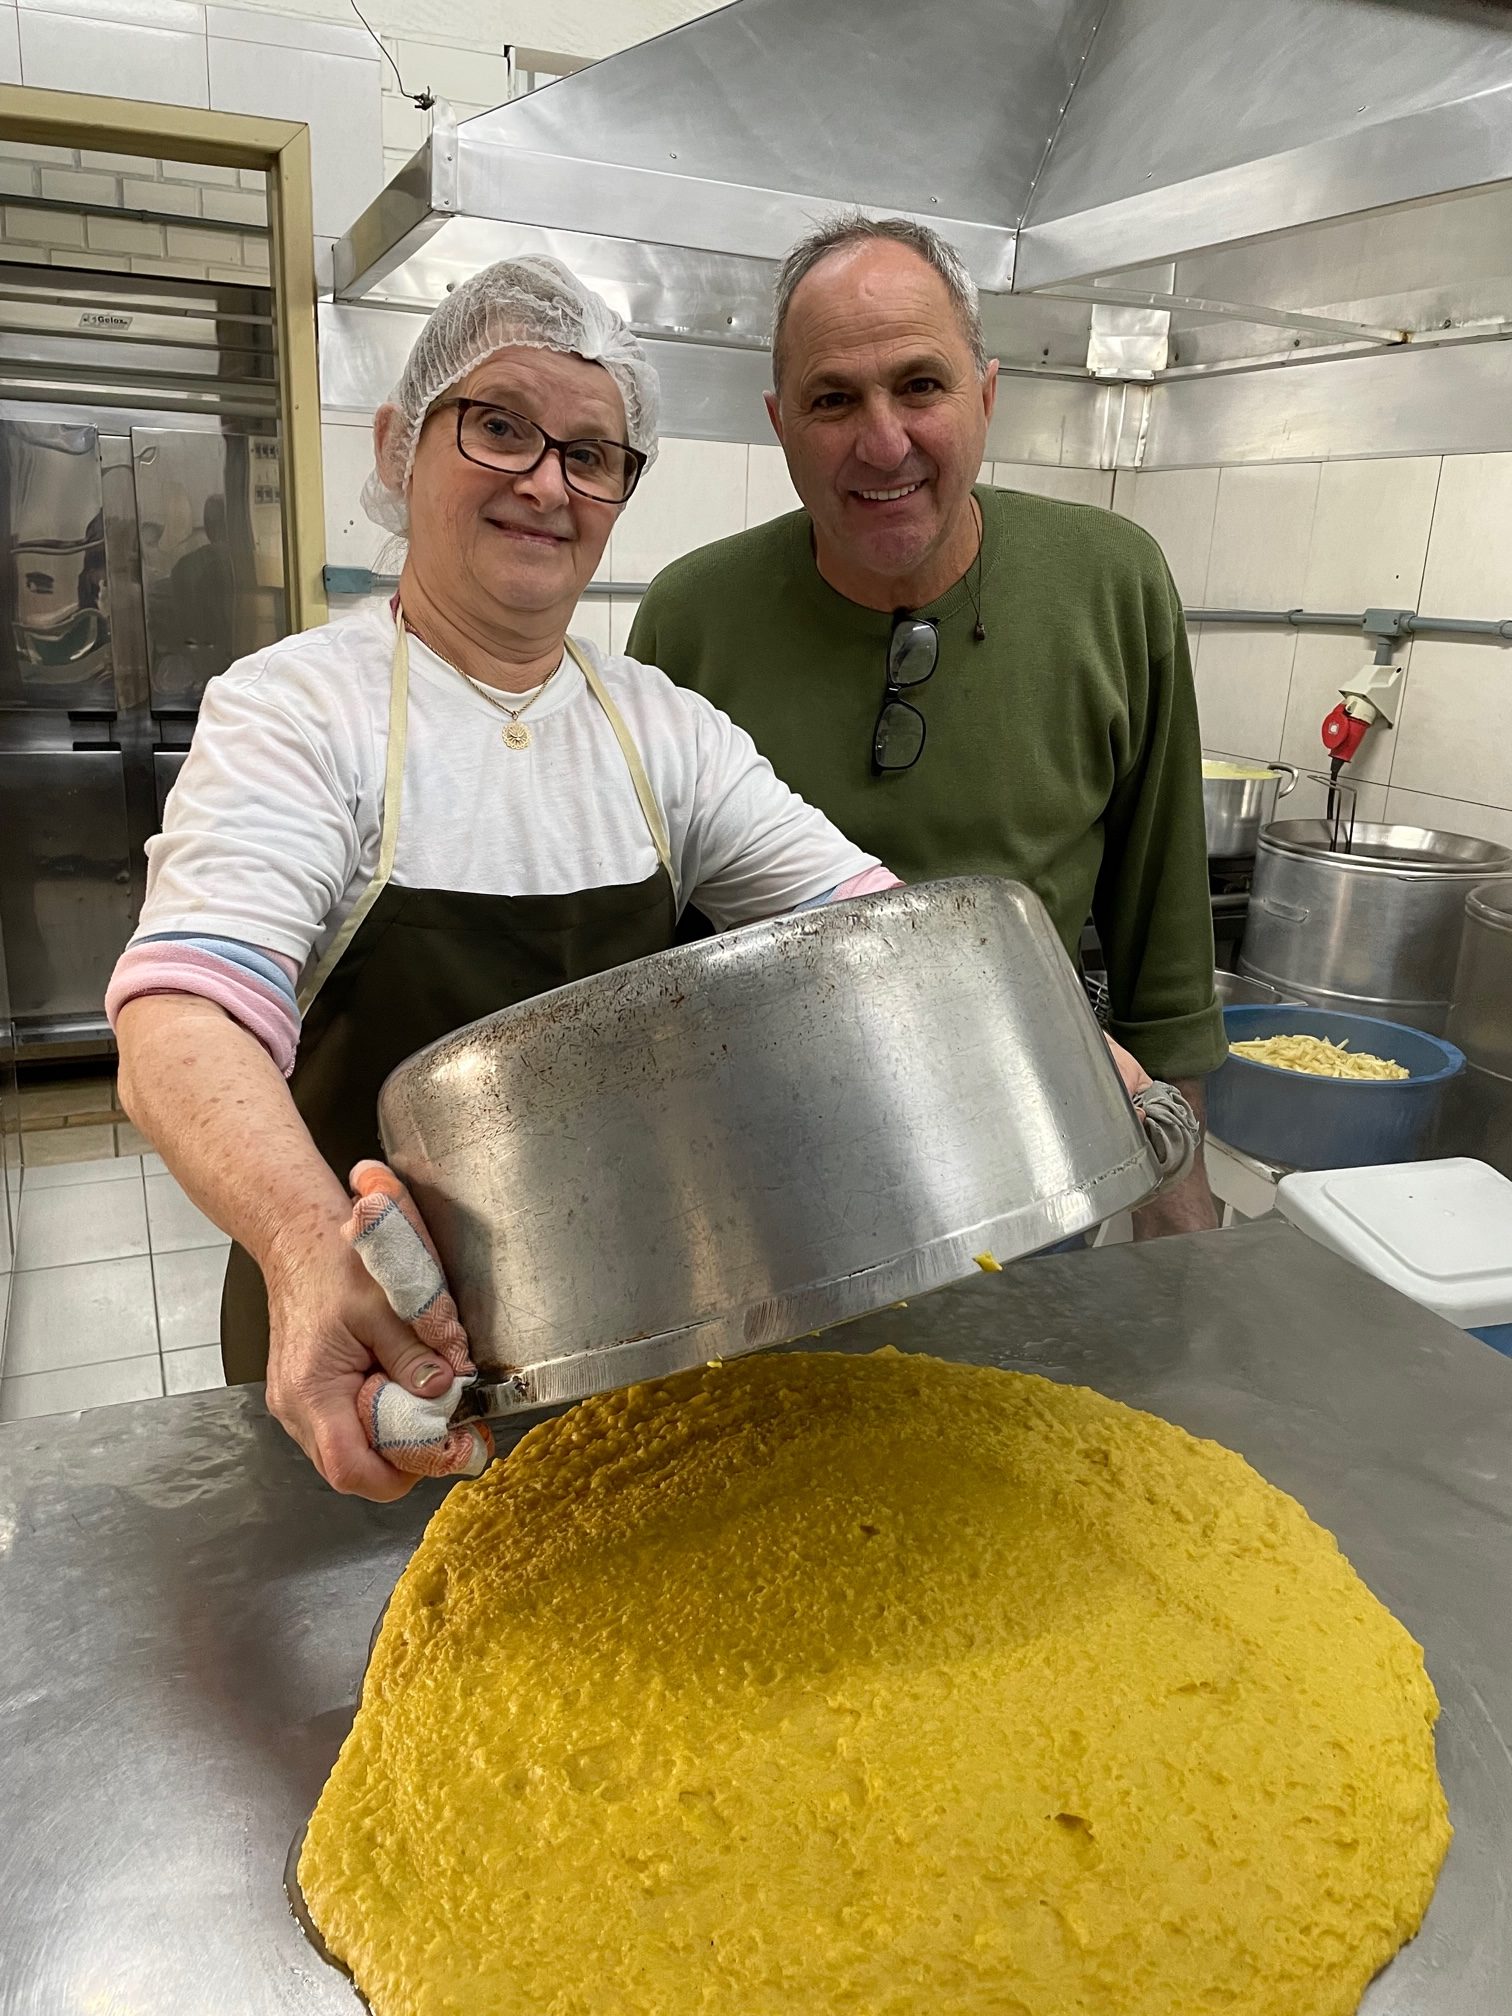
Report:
770,213,989,393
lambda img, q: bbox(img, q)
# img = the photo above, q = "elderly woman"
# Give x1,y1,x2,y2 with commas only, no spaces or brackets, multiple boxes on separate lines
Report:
110,258,900,1499
112,256,1153,1504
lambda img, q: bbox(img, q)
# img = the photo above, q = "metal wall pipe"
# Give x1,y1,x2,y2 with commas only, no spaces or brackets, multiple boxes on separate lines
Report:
324,572,1512,643
1188,606,1512,643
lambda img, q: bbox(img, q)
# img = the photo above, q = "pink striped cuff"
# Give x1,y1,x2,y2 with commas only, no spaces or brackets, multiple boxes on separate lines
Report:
106,942,301,1077
829,866,903,901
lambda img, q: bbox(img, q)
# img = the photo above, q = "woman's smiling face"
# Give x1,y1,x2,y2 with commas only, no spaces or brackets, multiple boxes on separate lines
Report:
392,345,629,629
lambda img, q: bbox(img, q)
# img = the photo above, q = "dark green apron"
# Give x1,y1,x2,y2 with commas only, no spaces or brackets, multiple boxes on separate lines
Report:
220,618,678,1383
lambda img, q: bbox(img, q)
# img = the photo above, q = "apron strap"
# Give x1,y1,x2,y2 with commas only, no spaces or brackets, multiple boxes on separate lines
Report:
296,608,411,1017
565,636,675,890
296,619,675,1020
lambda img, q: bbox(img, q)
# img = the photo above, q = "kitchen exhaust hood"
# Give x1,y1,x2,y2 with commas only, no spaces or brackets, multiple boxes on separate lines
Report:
325,0,1512,468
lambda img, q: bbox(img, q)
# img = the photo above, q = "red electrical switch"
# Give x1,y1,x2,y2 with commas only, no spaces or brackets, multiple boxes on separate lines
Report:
1321,701,1371,766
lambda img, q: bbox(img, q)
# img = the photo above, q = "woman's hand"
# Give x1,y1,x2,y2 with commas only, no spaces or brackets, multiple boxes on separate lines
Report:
1104,1033,1152,1100
263,1215,460,1501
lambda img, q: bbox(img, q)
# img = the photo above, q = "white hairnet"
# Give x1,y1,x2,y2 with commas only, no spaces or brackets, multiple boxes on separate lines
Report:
362,254,660,535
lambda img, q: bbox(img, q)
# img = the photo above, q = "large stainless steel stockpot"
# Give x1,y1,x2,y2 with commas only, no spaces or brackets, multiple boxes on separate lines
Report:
1202,757,1297,858
1443,878,1512,1176
378,878,1172,1414
1240,822,1512,1034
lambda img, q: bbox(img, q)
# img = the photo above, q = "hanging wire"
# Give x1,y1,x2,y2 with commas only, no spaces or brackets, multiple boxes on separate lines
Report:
348,0,434,108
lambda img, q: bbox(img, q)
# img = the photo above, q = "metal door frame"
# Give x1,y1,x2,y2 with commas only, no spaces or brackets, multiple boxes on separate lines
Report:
0,85,326,631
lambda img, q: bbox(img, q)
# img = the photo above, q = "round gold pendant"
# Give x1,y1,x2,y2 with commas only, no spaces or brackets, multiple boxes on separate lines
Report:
502,723,531,750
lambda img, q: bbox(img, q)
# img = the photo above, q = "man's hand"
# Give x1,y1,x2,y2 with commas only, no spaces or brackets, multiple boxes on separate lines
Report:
1104,1035,1152,1100
263,1217,460,1500
1132,1076,1219,1239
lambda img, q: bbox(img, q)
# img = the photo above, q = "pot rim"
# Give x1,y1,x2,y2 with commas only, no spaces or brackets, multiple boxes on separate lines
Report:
1258,820,1512,875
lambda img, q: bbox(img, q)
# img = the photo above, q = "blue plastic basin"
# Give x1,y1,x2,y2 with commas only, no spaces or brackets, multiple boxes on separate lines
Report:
1208,1006,1465,1171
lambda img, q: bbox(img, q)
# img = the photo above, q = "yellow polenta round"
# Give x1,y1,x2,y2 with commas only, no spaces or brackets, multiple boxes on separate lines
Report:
300,1349,1450,2016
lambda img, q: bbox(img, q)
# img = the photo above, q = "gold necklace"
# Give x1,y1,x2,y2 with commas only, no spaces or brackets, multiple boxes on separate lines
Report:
455,654,563,750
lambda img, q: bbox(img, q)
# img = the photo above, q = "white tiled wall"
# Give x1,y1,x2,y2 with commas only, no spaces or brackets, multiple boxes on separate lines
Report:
1112,452,1512,846
745,442,801,527
1109,467,1220,606
0,0,386,278
187,0,721,64
610,437,749,584
992,461,1113,510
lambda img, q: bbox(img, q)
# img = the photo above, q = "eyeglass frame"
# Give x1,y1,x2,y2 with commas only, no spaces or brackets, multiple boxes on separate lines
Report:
871,610,939,775
436,397,649,504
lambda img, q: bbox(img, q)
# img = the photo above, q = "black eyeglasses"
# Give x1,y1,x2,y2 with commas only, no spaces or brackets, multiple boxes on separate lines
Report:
872,611,938,774
440,398,648,504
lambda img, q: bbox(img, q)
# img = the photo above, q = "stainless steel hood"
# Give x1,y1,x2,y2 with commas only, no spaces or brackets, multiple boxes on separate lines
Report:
326,0,1512,467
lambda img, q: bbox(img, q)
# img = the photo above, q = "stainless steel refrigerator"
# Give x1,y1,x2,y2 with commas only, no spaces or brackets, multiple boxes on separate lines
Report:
0,262,285,1059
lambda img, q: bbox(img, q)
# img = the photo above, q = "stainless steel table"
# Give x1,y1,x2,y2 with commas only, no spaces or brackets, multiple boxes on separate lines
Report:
2,1221,1508,2014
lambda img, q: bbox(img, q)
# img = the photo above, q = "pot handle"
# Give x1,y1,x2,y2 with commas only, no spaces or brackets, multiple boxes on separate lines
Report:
1273,762,1300,798
1132,1080,1200,1189
1253,895,1309,923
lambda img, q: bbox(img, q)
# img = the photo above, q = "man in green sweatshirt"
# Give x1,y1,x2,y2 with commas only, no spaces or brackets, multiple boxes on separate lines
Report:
629,215,1224,1239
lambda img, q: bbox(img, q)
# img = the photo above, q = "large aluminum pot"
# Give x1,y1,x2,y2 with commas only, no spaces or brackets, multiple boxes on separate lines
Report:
1240,821,1512,1035
379,878,1172,1416
1442,879,1512,1176
1202,757,1297,858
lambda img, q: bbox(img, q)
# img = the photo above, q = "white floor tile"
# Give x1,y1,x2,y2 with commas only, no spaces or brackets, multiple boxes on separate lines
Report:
153,1246,227,1354
145,1172,230,1255
4,1257,160,1377
0,1353,163,1423
141,1153,168,1178
21,1154,142,1192
16,1175,149,1271
164,1344,226,1396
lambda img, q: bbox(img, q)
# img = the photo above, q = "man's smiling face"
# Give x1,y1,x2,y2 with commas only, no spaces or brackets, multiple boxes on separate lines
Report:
767,240,997,602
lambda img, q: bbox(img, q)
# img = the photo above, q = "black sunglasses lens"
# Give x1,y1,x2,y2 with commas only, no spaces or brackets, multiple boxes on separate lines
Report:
888,619,938,689
873,699,926,771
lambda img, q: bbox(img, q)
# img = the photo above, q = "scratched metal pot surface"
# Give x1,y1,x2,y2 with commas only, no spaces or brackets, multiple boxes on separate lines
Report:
378,877,1162,1414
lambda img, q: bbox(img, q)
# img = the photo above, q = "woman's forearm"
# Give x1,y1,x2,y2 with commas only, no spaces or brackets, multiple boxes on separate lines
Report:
115,993,347,1275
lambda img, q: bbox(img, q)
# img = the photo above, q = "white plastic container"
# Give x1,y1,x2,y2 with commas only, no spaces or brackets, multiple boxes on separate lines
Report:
1277,1157,1512,1353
